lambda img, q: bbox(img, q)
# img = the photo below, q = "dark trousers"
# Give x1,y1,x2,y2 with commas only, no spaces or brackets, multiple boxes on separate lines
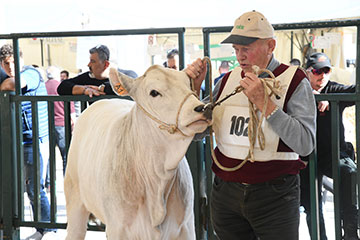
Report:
211,174,300,240
300,157,358,240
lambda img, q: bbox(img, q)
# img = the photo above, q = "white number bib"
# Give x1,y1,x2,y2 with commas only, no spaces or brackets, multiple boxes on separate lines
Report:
217,106,264,148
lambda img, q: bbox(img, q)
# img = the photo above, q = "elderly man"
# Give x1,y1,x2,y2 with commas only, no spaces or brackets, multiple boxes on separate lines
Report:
300,52,358,240
185,10,316,239
57,44,137,98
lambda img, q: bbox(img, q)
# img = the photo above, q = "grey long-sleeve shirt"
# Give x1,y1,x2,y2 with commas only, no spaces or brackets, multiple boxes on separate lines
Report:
195,56,316,157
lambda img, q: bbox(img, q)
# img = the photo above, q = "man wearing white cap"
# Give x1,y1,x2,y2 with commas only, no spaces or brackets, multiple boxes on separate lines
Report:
186,10,316,239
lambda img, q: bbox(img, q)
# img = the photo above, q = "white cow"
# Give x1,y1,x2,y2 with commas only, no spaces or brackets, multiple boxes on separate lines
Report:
64,65,212,240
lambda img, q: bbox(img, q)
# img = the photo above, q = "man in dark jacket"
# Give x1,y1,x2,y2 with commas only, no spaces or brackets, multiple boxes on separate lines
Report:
57,44,137,97
300,52,358,240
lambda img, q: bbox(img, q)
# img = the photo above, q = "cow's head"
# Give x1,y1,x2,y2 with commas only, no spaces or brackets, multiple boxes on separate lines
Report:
109,65,212,137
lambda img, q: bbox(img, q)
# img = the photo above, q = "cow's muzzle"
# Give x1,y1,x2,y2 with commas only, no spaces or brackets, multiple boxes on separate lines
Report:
194,103,213,120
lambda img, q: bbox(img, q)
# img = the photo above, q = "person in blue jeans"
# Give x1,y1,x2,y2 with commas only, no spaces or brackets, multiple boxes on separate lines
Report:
0,44,56,240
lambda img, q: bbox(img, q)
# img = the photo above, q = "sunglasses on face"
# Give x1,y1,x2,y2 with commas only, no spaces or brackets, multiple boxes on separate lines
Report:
311,67,331,75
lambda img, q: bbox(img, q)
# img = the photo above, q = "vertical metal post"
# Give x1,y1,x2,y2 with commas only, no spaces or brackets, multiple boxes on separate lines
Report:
186,142,205,240
355,25,360,232
64,101,72,159
331,102,341,240
321,30,324,53
1,91,20,239
356,99,360,235
31,102,41,222
40,39,44,67
203,29,211,98
16,101,24,224
202,29,216,240
357,26,360,95
47,44,51,66
47,102,57,222
290,31,294,60
12,38,25,230
12,39,21,96
178,31,185,70
309,151,320,240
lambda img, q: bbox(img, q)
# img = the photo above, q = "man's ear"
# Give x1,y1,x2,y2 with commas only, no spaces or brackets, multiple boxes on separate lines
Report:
104,60,110,69
109,67,135,96
267,38,276,54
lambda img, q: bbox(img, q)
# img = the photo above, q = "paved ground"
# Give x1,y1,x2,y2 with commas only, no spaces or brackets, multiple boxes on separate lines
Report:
19,151,336,240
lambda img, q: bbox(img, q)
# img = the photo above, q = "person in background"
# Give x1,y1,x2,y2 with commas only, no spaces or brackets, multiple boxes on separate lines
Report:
201,60,231,92
57,44,137,99
214,60,230,85
163,48,179,70
60,70,69,81
290,58,301,66
185,10,316,239
0,43,57,240
300,52,358,240
45,66,75,175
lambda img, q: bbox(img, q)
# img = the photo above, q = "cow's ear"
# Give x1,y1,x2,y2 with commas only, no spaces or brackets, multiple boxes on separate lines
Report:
109,67,134,96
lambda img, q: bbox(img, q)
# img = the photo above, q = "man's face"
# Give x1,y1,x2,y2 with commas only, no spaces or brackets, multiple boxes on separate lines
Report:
1,56,15,77
167,55,179,70
232,39,275,73
60,73,68,81
87,52,107,79
308,67,331,92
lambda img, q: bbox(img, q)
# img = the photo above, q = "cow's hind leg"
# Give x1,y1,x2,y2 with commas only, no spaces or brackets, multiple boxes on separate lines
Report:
64,175,90,240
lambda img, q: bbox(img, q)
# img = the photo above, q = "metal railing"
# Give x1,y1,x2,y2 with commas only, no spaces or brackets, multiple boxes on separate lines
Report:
0,28,188,239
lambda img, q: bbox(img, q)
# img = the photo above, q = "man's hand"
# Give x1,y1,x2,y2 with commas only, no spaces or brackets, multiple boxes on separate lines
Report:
240,72,277,116
184,58,207,95
312,89,329,112
83,85,106,98
318,101,329,112
240,72,267,107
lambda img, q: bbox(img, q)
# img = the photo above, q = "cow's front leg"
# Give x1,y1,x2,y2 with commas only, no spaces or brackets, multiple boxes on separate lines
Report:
64,175,90,240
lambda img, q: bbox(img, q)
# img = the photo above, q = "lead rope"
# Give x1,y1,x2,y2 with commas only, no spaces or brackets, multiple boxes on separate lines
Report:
203,57,282,171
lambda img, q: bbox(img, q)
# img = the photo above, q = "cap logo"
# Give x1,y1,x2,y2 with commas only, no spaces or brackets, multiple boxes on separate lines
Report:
318,56,327,62
236,25,245,29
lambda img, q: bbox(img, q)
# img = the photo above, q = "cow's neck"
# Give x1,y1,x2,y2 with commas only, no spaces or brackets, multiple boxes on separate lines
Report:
129,107,192,227
132,106,192,171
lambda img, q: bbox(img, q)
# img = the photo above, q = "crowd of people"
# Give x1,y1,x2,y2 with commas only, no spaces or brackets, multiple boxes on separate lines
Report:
0,10,358,240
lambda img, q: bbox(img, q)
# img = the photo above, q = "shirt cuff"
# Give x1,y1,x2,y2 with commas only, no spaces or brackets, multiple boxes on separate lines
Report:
266,105,279,120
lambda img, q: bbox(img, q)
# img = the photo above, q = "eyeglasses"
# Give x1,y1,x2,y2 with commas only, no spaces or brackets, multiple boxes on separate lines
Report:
311,67,331,75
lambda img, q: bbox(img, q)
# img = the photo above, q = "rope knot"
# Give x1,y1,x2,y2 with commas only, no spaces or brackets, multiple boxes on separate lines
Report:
159,124,177,134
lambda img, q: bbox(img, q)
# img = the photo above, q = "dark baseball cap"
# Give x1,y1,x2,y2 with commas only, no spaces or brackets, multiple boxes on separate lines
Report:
306,52,331,69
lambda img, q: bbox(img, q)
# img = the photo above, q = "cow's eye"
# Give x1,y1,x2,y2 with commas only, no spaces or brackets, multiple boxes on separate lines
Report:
150,90,161,97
